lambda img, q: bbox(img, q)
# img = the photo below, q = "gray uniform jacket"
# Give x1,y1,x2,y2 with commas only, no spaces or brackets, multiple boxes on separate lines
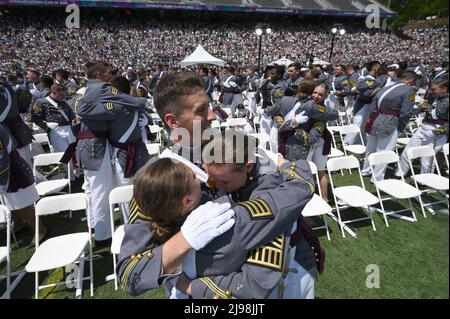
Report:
0,80,33,148
353,76,386,115
75,80,147,171
117,159,315,298
284,77,303,97
277,97,337,161
32,96,75,132
0,123,34,193
368,83,415,135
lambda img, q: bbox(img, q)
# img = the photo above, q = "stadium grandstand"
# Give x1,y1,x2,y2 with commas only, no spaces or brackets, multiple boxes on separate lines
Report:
0,0,395,16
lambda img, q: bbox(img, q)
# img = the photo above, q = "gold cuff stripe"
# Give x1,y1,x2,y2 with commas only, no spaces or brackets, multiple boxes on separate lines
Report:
240,199,273,219
120,258,140,289
200,277,234,299
246,235,285,271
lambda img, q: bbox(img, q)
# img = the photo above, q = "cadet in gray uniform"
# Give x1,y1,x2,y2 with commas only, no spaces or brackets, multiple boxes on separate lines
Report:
245,66,259,117
362,71,418,182
328,65,351,112
32,84,76,153
118,132,316,299
344,61,383,146
62,62,147,244
285,63,303,97
277,80,338,163
0,121,47,245
396,79,449,176
0,78,39,181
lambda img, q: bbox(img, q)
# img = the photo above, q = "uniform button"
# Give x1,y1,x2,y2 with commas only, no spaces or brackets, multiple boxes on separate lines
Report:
213,294,220,299
311,246,315,251
315,253,318,257
316,258,319,263
225,290,232,298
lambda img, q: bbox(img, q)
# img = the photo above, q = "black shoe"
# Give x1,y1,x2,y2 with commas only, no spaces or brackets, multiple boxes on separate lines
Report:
95,238,112,248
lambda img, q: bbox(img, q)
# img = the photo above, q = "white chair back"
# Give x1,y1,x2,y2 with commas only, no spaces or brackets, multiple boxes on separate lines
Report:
327,156,360,172
35,193,89,216
109,185,134,206
443,143,449,156
407,145,435,160
368,151,399,166
33,152,64,167
339,124,361,135
32,133,50,145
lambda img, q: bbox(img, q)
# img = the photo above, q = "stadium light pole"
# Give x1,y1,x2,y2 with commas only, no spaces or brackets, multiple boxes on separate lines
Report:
329,28,345,63
256,27,272,72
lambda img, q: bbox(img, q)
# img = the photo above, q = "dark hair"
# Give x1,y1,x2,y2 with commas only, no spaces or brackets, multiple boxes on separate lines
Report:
86,61,112,80
50,83,66,92
288,62,301,71
53,69,69,80
401,71,418,82
110,76,131,95
153,71,205,126
367,61,381,72
297,79,316,98
133,158,196,243
40,75,54,89
435,79,449,91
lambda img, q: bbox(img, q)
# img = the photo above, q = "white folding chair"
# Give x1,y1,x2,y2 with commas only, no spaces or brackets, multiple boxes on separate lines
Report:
249,132,271,152
107,185,133,290
30,133,53,154
368,151,424,225
0,205,11,299
407,145,449,214
339,125,367,156
327,156,379,238
301,162,332,240
33,152,71,197
224,118,248,131
146,143,161,156
326,127,345,158
211,120,221,129
25,193,94,299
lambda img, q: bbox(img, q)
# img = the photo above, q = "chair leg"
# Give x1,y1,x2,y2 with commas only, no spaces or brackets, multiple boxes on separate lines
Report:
335,205,346,238
367,206,377,231
378,197,389,227
113,255,118,291
407,198,418,222
89,245,94,297
416,195,427,218
323,215,331,241
35,272,39,299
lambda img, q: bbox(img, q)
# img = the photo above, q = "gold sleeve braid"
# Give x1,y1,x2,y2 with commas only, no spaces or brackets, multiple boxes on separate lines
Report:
279,162,315,194
199,277,235,299
120,249,154,290
246,234,285,271
238,199,273,220
128,198,153,224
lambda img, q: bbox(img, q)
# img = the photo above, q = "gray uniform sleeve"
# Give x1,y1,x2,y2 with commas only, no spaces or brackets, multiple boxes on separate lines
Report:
76,84,146,120
190,240,289,299
232,160,314,250
0,128,11,193
398,87,415,132
117,222,178,296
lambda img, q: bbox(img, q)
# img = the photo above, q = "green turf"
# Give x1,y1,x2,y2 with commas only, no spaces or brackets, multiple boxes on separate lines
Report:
1,159,448,299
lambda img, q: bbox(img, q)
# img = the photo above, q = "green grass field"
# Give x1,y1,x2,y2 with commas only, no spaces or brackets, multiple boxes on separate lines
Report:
1,159,448,299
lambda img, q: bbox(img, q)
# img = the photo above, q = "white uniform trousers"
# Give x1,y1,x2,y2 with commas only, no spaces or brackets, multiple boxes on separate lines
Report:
49,125,76,180
84,143,114,241
343,105,370,146
362,130,399,182
111,151,132,224
396,123,448,176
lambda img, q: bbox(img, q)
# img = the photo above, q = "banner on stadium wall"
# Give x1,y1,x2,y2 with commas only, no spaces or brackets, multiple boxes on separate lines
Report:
0,0,396,18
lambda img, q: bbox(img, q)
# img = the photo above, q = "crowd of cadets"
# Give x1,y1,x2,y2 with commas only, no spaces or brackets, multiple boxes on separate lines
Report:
0,58,448,298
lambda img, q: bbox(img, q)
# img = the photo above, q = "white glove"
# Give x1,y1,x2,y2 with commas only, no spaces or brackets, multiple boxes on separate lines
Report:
223,82,231,89
229,82,237,88
181,202,235,251
138,114,149,128
295,111,309,126
257,108,265,116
